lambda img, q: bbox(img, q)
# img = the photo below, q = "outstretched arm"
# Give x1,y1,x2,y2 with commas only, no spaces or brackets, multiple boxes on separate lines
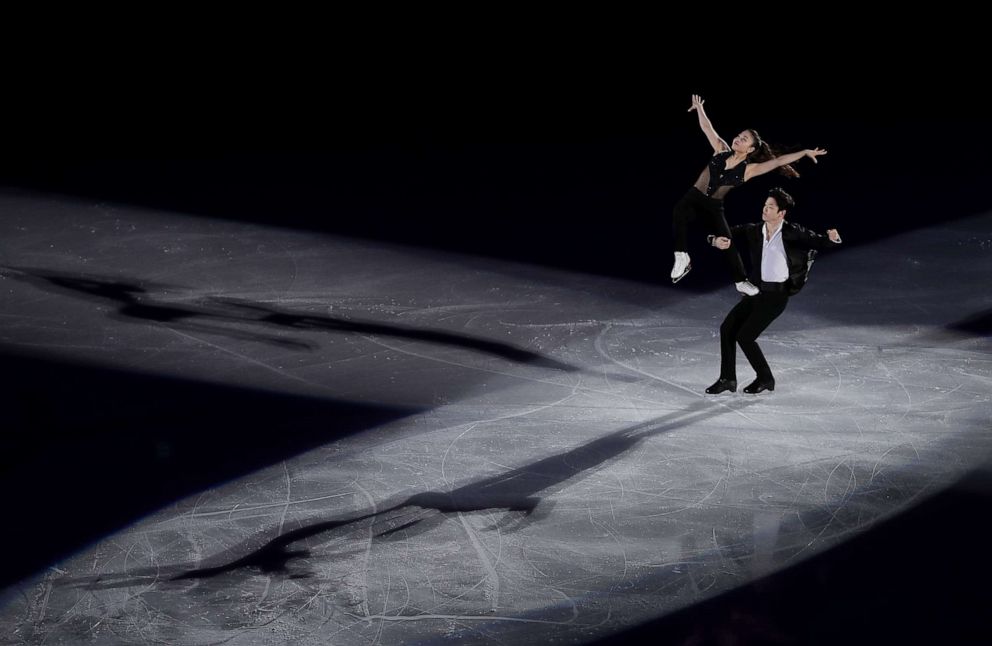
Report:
688,95,729,154
794,225,843,250
744,148,827,181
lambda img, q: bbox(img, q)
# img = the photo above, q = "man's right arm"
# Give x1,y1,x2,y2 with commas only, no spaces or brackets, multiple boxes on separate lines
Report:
707,223,750,248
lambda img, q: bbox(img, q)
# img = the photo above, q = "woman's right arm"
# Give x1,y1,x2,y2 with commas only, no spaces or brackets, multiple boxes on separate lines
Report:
689,94,729,154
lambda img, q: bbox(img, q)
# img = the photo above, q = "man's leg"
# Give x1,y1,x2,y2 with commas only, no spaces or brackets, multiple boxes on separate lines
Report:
719,297,754,381
736,293,789,384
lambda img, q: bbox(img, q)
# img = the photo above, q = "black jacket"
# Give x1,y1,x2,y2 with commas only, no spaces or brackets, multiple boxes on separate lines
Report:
725,221,840,295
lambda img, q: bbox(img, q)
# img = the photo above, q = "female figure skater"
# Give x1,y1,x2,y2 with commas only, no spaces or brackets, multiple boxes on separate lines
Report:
670,94,827,295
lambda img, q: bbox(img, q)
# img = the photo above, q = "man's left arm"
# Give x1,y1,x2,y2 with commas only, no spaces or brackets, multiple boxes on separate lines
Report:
792,223,842,250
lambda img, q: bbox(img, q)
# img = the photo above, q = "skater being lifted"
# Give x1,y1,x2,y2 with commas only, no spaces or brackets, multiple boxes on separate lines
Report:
670,94,827,296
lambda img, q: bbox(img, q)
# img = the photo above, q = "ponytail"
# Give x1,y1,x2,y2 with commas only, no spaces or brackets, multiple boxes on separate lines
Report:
748,129,800,178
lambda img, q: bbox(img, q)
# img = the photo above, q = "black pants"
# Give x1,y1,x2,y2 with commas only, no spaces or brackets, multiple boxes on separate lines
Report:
719,290,789,381
672,188,747,282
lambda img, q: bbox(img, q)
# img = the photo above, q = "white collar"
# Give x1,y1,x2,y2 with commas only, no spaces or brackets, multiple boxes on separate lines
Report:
763,220,785,239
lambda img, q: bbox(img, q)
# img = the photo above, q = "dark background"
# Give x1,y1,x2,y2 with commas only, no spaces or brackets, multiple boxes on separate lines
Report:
2,17,991,644
4,20,991,285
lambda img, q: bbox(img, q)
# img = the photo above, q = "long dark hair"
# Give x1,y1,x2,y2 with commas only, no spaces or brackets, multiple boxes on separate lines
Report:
747,129,800,178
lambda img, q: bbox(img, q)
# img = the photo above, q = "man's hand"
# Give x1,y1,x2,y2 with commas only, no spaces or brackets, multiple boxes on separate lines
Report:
713,236,731,249
827,229,841,243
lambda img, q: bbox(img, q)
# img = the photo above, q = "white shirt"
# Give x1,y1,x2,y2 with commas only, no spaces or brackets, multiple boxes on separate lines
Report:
761,221,789,283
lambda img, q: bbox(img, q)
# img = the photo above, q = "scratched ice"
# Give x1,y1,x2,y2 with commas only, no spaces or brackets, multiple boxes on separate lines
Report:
0,192,990,644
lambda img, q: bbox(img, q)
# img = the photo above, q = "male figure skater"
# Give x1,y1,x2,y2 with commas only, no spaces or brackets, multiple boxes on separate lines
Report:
705,188,841,394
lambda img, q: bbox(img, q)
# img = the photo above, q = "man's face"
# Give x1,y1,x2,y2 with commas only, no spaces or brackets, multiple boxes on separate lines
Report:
762,198,785,224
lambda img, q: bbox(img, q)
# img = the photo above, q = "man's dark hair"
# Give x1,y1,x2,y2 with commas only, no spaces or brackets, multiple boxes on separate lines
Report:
768,187,795,212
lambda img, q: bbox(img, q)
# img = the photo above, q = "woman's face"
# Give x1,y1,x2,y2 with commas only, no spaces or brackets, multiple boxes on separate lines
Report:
732,131,756,155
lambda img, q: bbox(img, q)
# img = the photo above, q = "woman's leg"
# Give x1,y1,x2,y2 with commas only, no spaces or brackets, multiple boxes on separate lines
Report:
704,205,747,283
